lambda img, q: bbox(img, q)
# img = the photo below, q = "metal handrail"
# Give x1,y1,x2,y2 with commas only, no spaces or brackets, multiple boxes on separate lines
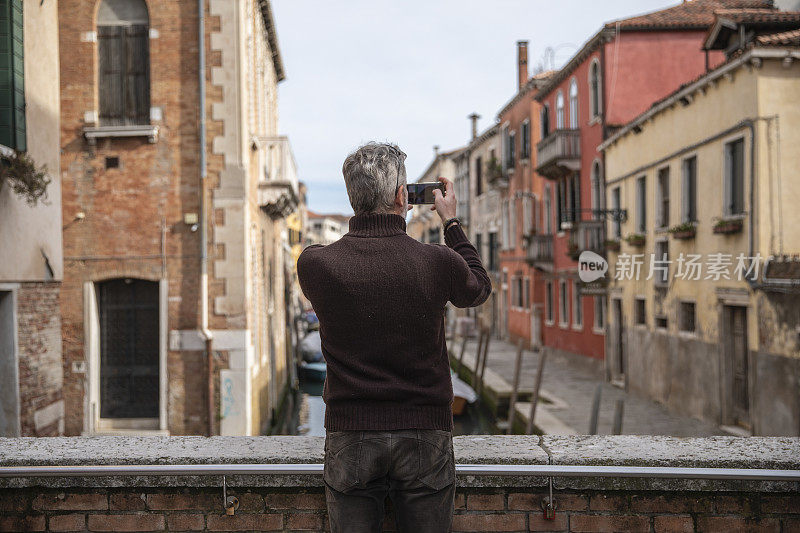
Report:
0,464,797,481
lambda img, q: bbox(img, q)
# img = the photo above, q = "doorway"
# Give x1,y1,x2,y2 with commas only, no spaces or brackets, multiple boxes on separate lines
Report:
723,305,750,428
0,290,19,436
613,298,625,380
98,278,159,419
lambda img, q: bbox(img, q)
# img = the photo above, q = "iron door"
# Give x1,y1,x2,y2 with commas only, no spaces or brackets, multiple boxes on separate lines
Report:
99,278,159,419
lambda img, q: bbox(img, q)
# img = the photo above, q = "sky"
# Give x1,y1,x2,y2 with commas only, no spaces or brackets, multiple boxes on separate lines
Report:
271,0,677,215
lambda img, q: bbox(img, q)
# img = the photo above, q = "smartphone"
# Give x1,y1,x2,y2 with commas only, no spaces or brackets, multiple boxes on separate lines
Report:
407,182,444,204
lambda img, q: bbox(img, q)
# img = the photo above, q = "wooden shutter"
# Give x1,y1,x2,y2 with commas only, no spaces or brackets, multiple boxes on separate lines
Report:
98,25,124,125
125,24,149,125
0,0,25,151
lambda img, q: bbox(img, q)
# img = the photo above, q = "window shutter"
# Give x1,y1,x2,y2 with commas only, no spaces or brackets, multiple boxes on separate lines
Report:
0,0,25,151
125,24,150,125
98,25,124,125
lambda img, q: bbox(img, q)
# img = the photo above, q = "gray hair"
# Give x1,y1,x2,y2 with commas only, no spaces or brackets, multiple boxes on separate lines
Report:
342,142,407,215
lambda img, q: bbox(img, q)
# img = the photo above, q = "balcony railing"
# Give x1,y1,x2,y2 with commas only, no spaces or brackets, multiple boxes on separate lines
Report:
525,234,554,268
569,219,605,257
536,129,581,179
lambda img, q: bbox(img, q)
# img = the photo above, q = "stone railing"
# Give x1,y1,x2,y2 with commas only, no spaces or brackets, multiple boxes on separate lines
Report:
0,436,798,532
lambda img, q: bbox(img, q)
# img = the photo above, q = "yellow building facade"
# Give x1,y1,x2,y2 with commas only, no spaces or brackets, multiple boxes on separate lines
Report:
602,46,800,436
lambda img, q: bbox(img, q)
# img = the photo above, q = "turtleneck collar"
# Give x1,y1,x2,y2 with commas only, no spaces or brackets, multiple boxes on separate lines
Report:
346,212,407,237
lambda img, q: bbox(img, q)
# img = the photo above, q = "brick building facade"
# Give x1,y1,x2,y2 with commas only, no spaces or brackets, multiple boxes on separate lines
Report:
58,0,299,436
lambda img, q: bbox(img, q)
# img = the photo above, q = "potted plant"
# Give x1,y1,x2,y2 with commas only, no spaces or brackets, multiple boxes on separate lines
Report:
486,157,505,184
0,150,50,206
604,238,621,252
713,217,743,235
668,221,697,240
624,233,646,247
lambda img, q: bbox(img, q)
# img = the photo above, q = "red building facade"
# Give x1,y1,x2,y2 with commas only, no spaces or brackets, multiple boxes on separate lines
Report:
496,42,551,349
530,0,756,365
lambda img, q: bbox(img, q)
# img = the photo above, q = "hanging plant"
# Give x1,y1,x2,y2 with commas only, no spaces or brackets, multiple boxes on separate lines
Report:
0,151,50,206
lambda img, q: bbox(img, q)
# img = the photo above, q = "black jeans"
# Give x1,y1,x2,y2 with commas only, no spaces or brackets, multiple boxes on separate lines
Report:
323,428,456,533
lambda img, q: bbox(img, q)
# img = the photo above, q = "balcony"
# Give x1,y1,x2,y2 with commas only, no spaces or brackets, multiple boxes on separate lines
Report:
254,136,300,218
536,129,581,179
525,233,554,270
568,219,605,258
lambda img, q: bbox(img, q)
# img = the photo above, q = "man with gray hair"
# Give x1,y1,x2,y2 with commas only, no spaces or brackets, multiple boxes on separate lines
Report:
298,142,490,532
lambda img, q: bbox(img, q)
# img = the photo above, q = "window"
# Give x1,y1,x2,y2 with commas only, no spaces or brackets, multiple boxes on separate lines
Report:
555,91,565,129
508,130,516,169
589,59,602,119
572,280,582,328
0,0,25,150
524,277,530,308
540,105,550,138
97,0,151,126
594,296,606,330
513,276,524,308
559,279,568,326
488,232,497,272
724,138,745,215
654,240,669,286
634,298,646,325
501,200,509,250
591,161,603,214
475,156,483,196
611,186,621,239
569,78,578,129
557,175,580,230
521,120,530,159
545,281,554,323
682,156,697,222
544,184,552,234
655,316,668,329
509,197,517,250
679,301,696,333
657,167,670,229
427,227,440,244
636,176,647,233
475,233,483,262
522,195,533,235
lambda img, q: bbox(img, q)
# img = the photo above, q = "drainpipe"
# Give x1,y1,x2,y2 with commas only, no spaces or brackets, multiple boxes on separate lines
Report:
198,0,215,437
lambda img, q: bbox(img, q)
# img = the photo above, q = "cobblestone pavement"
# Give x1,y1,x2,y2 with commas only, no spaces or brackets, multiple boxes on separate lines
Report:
454,337,727,437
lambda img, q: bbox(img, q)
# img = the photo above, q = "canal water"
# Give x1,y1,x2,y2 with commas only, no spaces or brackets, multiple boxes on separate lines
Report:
283,377,500,436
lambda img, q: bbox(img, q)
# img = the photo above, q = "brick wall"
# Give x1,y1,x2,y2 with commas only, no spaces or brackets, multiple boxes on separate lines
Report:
16,282,64,436
1,486,798,532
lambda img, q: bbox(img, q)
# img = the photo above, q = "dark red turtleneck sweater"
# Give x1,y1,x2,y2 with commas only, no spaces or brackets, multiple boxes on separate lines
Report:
297,212,491,431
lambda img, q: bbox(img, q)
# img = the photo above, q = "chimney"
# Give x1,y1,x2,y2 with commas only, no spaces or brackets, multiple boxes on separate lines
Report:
468,113,481,140
433,145,440,157
517,40,529,89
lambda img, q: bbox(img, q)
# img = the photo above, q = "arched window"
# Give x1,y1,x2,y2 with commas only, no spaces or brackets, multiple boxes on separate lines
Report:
589,59,602,119
97,0,150,126
555,91,565,129
540,105,550,138
569,78,579,128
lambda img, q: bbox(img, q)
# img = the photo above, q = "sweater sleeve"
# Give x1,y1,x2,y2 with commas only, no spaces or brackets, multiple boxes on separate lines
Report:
444,223,491,308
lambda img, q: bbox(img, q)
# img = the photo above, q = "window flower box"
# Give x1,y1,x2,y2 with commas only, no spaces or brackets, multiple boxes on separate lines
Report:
604,239,621,252
624,233,646,247
668,222,697,240
713,217,743,235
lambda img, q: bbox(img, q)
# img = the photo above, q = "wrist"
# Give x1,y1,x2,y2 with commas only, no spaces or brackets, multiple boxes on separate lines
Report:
443,217,460,231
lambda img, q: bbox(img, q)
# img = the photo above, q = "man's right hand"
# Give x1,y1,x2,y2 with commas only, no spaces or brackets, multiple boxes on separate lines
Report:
431,176,457,223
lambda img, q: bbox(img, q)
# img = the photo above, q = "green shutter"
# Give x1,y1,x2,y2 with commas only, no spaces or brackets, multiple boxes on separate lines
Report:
0,0,24,151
